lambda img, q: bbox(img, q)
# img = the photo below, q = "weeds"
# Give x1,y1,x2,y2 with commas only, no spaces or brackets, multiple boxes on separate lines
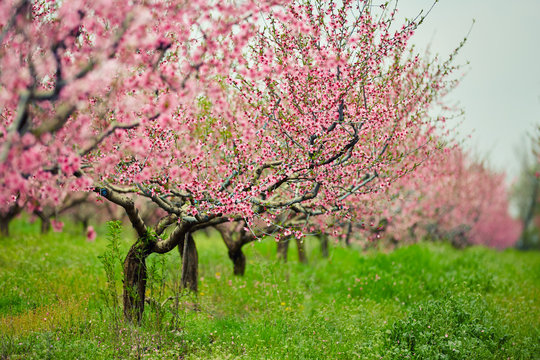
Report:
97,221,123,328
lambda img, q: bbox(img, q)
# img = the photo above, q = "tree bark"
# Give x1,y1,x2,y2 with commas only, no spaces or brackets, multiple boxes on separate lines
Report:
215,222,258,276
228,246,246,276
179,232,198,292
519,173,540,249
408,223,417,243
40,215,51,234
0,203,22,237
81,218,89,232
295,237,307,264
34,210,50,234
123,241,152,323
345,222,352,247
320,233,329,258
277,235,290,262
0,218,9,237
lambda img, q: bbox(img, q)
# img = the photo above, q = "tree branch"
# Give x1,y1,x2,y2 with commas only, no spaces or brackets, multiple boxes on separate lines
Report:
96,186,147,238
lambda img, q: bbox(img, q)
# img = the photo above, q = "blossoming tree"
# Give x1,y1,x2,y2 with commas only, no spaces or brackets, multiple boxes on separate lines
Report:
2,0,461,321
351,146,521,249
412,147,520,249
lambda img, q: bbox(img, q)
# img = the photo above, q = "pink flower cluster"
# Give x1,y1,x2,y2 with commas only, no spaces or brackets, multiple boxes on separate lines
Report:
359,146,521,249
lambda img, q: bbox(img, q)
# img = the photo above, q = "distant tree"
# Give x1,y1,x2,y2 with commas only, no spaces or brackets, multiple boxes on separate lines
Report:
32,193,88,233
512,127,540,250
381,146,520,249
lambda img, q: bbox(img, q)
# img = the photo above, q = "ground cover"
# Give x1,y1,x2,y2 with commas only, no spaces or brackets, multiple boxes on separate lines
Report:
1,220,539,359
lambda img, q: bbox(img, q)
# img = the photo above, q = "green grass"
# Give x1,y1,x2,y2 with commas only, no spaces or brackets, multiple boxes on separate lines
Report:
1,219,539,359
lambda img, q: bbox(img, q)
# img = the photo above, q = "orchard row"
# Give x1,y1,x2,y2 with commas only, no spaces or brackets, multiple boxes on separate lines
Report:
0,0,519,322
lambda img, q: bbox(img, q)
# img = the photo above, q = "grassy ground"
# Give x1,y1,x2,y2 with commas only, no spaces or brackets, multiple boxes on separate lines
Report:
0,219,539,359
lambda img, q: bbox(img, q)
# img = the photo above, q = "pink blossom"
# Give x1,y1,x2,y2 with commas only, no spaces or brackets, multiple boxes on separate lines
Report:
51,220,64,233
0,0,468,249
86,226,97,242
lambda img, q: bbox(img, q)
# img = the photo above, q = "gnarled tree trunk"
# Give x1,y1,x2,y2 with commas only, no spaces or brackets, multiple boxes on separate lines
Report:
97,187,200,323
123,241,152,323
215,222,254,276
34,208,54,234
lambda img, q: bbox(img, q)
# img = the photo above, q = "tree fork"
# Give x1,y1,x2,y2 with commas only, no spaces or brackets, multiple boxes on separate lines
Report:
215,222,251,276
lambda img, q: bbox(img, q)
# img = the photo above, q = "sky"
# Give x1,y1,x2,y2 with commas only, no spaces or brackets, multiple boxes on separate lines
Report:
394,0,540,181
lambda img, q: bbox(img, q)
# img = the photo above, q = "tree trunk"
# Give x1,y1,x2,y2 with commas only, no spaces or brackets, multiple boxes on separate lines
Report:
215,223,247,276
123,242,151,323
408,223,417,242
33,209,52,234
320,233,329,258
228,246,246,276
1,204,21,237
40,216,51,234
295,237,307,264
81,218,89,232
0,218,9,237
345,222,352,247
180,232,198,292
519,173,540,249
277,235,290,262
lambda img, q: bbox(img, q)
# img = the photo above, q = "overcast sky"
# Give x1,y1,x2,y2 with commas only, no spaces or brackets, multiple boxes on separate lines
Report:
394,0,540,181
